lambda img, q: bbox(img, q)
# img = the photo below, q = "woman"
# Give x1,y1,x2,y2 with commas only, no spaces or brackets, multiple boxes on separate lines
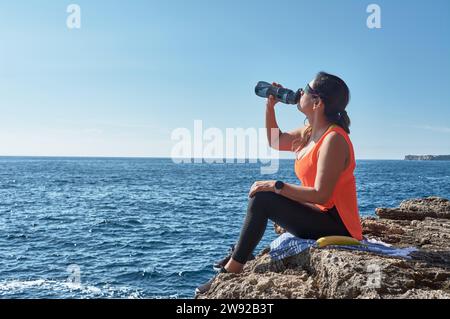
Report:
196,72,362,295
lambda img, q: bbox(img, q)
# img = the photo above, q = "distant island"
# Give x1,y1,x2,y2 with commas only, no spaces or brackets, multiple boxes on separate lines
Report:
405,155,450,161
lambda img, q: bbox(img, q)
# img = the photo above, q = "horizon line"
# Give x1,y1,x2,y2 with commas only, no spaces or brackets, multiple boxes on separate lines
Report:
0,155,405,161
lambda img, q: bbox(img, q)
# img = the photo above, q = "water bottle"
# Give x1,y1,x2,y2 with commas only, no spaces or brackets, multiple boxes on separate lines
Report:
254,81,300,105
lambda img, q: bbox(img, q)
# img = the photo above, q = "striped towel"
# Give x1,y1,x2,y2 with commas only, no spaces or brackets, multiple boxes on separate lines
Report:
269,232,418,261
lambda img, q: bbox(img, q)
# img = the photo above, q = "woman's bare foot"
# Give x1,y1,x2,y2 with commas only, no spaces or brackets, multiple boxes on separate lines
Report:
224,257,244,273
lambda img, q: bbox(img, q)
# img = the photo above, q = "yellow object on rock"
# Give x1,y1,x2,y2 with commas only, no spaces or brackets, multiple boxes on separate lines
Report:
316,236,362,248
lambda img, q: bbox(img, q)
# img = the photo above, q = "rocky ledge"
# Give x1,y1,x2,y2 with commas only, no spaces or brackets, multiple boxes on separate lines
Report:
198,197,450,299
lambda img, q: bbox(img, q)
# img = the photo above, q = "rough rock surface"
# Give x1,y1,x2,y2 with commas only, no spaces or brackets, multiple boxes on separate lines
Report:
198,197,450,299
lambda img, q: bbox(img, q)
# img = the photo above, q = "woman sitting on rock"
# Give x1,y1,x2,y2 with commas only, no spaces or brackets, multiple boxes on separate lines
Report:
196,72,363,295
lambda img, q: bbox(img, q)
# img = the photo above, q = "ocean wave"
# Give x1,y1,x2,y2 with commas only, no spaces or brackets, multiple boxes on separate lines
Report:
0,279,143,299
117,270,162,281
90,218,144,231
0,279,101,295
6,234,29,240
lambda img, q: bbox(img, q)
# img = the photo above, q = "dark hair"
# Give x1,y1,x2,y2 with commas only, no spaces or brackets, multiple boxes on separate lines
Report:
313,71,351,134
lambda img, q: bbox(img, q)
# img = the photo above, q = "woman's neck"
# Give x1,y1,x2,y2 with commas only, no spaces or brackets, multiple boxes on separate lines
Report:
308,116,333,141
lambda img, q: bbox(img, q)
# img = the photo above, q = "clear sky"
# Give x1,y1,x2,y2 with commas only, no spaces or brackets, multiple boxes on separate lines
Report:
1,0,449,159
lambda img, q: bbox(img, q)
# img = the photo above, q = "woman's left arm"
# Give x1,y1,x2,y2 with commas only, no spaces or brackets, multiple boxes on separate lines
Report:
249,132,348,205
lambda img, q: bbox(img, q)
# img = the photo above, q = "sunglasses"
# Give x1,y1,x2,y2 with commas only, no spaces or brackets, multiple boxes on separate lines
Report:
298,84,321,98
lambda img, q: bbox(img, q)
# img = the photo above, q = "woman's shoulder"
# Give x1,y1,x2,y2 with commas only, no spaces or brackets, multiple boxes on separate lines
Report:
322,131,348,146
325,125,351,142
322,125,351,144
318,128,352,162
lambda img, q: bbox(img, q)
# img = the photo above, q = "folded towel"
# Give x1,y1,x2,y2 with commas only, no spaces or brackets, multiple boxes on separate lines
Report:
269,232,418,261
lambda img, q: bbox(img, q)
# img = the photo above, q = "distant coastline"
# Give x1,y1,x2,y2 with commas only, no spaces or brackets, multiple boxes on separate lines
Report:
405,155,450,161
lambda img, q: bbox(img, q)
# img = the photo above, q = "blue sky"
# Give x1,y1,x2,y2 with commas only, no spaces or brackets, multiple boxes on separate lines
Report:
0,0,449,159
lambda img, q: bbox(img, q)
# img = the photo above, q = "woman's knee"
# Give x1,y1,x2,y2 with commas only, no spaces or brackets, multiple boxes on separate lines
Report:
248,191,277,212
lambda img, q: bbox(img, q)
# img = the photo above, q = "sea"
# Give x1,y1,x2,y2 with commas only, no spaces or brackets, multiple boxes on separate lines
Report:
0,157,449,299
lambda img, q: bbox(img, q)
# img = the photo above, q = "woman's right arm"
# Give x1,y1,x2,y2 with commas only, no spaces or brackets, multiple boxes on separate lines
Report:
266,82,305,151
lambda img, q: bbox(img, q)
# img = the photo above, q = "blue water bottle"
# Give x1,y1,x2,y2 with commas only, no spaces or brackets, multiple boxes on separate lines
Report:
254,81,300,105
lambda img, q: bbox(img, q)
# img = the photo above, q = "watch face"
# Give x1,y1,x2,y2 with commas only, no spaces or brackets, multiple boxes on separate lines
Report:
275,181,284,190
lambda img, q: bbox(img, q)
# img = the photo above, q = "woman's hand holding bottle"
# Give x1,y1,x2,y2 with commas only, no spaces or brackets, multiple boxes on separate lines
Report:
266,82,283,109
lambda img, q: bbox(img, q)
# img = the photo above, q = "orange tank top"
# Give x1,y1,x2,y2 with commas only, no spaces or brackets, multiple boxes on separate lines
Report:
294,124,363,240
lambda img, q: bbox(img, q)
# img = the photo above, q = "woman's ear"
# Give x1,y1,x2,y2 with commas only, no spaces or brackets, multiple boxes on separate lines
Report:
315,98,325,109
312,97,321,109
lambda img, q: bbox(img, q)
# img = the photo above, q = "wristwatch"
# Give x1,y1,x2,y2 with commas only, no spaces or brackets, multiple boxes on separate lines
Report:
274,181,285,194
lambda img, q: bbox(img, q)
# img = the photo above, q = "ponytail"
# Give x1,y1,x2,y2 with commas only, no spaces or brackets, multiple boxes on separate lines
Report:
325,109,351,134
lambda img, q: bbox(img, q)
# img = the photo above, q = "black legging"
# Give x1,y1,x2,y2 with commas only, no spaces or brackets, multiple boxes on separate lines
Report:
231,191,351,264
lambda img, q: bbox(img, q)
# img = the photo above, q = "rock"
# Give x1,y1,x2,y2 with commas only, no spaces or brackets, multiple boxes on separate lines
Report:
376,197,450,220
198,197,450,299
255,278,274,292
